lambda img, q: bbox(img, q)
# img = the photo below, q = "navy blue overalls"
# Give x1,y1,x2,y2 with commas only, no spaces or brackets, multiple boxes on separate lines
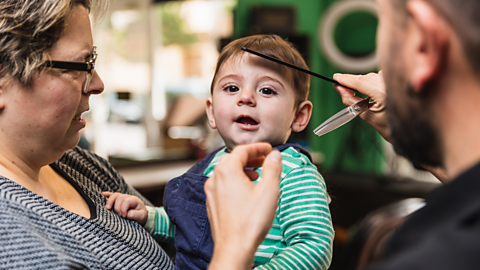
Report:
163,143,312,270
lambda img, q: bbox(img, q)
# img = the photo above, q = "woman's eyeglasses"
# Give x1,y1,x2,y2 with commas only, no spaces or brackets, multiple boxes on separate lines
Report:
42,46,97,93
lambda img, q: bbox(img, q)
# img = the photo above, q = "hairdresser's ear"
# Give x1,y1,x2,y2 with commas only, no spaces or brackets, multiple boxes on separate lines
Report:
206,97,216,129
291,101,312,132
406,0,448,92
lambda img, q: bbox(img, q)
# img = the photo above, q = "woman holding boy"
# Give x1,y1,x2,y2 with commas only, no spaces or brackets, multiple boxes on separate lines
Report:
0,0,283,268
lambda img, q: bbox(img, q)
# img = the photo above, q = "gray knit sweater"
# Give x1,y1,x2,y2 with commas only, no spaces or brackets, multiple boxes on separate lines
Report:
0,147,174,269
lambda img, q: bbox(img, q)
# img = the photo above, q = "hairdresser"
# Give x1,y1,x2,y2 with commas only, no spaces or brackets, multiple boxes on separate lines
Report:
0,0,283,268
206,0,480,269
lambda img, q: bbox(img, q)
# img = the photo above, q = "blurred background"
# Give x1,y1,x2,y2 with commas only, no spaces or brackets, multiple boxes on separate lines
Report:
85,0,441,268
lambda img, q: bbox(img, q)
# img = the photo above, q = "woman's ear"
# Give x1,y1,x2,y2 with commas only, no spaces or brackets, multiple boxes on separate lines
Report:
0,78,6,110
291,100,312,132
206,98,216,129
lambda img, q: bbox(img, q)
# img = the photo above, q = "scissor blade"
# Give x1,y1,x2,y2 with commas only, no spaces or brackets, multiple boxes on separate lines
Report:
313,98,371,137
313,107,357,136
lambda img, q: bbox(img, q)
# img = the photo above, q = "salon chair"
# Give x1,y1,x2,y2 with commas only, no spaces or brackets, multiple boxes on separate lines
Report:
341,198,425,270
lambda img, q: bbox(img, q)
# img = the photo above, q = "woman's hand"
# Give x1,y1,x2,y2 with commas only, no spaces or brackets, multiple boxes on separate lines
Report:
333,72,390,142
205,143,283,270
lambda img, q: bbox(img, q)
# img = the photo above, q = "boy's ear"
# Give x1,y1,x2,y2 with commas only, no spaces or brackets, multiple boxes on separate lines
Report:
206,98,216,129
291,100,312,132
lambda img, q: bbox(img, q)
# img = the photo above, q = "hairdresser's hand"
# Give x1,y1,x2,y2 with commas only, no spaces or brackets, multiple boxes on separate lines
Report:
206,143,282,270
333,71,390,142
334,72,450,182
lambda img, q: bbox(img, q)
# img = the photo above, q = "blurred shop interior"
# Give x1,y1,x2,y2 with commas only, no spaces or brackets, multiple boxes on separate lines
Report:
85,0,441,269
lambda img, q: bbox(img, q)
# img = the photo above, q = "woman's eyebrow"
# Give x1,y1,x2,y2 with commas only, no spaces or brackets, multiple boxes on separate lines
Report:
70,47,94,62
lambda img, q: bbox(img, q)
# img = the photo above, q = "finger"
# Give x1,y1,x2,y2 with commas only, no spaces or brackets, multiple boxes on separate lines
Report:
102,191,112,197
333,73,384,99
333,83,355,98
251,150,282,237
257,150,282,192
104,193,119,210
120,197,134,217
127,209,146,225
244,169,259,181
333,84,364,107
226,143,272,169
114,196,126,217
245,156,265,168
205,196,217,243
204,179,219,243
127,210,140,220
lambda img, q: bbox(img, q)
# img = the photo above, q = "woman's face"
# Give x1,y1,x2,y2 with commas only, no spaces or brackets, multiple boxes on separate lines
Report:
0,5,104,163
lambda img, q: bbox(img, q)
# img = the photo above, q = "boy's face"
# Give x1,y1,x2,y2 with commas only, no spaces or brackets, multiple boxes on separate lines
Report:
207,54,311,150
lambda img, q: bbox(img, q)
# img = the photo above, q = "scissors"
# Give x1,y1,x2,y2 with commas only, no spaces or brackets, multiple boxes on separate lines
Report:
313,98,372,136
241,47,373,137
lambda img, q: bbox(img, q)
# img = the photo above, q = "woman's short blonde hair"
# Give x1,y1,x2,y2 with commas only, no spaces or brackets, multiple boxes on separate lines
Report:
0,0,106,86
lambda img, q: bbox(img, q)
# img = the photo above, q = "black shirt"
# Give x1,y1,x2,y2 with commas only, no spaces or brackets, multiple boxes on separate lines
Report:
369,162,480,269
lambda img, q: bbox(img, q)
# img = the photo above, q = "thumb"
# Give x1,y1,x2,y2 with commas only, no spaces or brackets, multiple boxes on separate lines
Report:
251,150,282,242
127,210,148,226
257,150,282,194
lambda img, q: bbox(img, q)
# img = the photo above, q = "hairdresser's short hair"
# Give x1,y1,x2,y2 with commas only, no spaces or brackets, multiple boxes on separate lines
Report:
211,34,310,104
392,0,480,76
0,0,106,86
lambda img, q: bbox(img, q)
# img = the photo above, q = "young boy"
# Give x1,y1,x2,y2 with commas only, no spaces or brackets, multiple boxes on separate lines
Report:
104,34,334,270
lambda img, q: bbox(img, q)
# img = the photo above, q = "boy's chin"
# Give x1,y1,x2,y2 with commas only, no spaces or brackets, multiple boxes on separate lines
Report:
226,137,286,150
225,138,256,151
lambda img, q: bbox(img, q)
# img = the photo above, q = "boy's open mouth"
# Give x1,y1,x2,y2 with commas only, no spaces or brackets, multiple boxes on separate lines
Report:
236,116,258,126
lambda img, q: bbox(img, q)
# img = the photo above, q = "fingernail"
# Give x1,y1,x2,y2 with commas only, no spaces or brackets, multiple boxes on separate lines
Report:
333,73,342,79
267,150,281,162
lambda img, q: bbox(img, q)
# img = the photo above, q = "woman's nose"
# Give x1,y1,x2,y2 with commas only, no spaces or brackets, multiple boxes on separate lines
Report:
85,70,104,95
237,89,256,106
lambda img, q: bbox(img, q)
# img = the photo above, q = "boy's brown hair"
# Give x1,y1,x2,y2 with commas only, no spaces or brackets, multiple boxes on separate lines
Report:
211,34,310,105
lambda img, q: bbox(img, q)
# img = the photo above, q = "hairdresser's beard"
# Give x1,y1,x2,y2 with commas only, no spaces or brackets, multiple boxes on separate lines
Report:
384,58,444,168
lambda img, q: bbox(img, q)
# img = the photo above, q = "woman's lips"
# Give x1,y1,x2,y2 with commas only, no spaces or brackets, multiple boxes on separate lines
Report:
73,114,82,121
73,112,87,128
73,107,89,121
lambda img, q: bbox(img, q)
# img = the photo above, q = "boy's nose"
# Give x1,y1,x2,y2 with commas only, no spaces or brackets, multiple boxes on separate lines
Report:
237,89,256,106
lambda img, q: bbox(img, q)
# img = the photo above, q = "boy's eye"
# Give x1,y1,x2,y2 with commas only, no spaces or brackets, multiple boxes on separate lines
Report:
259,88,276,95
225,85,239,92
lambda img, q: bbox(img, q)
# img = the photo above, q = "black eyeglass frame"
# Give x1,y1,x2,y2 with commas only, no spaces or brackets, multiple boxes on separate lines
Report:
42,46,97,93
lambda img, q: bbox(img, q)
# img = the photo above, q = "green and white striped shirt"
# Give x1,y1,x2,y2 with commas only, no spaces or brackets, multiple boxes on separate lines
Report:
146,146,334,269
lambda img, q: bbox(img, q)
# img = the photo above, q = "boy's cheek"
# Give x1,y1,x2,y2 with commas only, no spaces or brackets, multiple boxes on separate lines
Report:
214,106,230,117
